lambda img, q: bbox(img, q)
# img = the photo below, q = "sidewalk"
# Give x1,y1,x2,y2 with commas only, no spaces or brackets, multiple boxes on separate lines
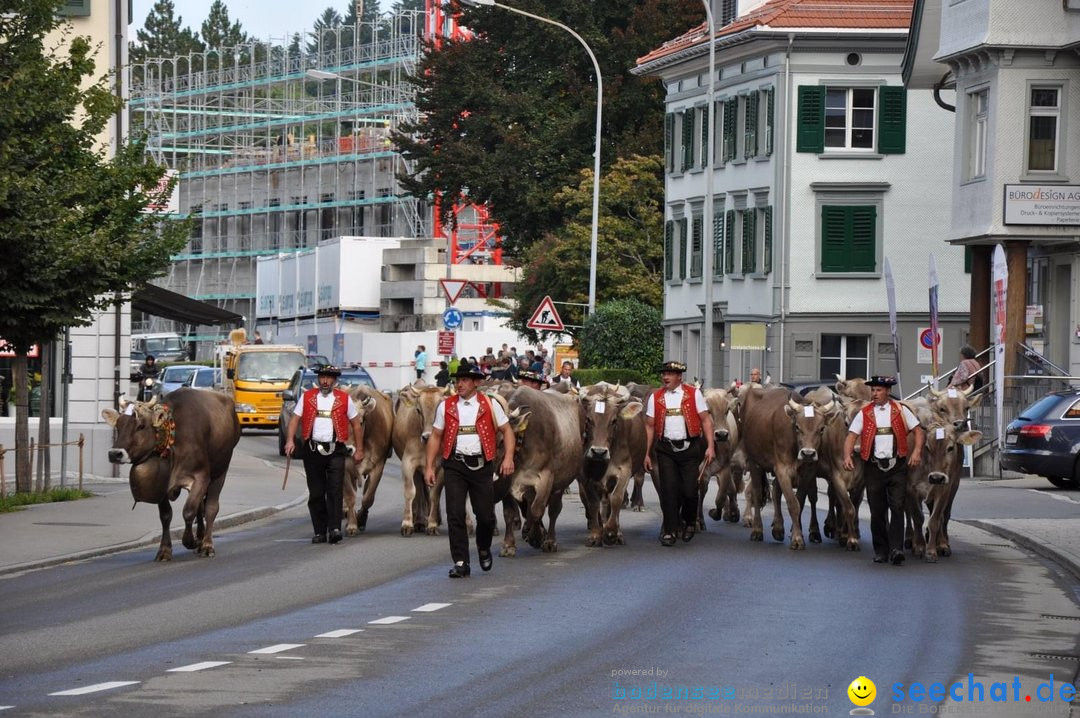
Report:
0,458,1078,581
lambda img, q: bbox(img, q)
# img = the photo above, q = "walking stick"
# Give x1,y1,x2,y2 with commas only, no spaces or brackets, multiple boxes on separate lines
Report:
282,453,291,491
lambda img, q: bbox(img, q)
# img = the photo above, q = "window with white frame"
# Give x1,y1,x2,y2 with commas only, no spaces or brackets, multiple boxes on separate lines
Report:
819,335,869,379
825,87,876,149
967,89,988,180
1027,86,1061,173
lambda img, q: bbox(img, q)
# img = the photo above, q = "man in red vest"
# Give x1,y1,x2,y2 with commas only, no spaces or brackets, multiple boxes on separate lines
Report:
284,365,365,545
643,361,716,546
842,375,923,565
425,362,516,578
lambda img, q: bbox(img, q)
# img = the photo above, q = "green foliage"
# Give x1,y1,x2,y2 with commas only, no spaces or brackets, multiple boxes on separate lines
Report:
572,368,650,387
129,0,205,67
506,154,665,341
0,487,93,511
394,0,703,254
577,299,663,378
201,0,248,51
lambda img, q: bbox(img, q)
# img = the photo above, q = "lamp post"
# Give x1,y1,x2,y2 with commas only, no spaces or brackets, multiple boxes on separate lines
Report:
460,0,603,316
700,2,716,388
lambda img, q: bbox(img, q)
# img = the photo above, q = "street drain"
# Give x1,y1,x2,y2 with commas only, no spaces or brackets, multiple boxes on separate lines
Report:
1028,653,1080,662
1040,614,1080,622
980,543,1014,548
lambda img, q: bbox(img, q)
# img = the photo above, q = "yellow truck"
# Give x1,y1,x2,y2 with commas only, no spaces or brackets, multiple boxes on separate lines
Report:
218,333,306,429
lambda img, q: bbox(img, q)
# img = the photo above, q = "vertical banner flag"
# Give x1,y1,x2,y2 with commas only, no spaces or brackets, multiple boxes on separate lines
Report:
884,258,902,395
991,245,1008,449
928,254,940,382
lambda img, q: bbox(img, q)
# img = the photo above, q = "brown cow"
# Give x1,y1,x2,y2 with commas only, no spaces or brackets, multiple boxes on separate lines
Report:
102,389,241,560
702,388,744,525
392,384,450,536
835,375,872,402
343,386,394,535
906,421,981,561
578,384,647,546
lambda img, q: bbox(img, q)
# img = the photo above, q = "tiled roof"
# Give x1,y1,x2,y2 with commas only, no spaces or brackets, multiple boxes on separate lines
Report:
637,0,913,67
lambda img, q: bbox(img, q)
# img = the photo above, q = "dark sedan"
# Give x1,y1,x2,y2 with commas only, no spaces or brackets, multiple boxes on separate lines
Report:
999,390,1080,489
277,367,376,455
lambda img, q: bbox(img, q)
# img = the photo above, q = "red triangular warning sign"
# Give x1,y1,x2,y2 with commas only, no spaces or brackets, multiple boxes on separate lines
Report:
526,295,565,332
439,279,468,305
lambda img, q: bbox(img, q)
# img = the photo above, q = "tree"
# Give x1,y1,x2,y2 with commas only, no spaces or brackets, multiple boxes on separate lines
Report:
308,7,343,56
128,0,205,82
201,0,248,52
577,299,663,376
506,154,665,342
0,0,189,493
394,0,702,255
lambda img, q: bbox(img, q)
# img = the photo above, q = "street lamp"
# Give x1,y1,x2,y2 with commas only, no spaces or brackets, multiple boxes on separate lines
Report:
700,2,716,388
460,0,604,316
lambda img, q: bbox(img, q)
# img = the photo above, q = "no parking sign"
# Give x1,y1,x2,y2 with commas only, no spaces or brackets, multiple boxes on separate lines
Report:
916,326,942,365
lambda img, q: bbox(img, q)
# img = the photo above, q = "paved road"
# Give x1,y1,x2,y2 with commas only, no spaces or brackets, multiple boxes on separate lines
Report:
0,434,1077,717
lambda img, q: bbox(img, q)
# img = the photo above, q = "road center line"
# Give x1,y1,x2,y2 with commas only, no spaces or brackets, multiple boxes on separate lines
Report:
412,603,452,612
367,616,410,625
167,661,233,672
315,629,365,638
248,643,305,654
49,681,140,696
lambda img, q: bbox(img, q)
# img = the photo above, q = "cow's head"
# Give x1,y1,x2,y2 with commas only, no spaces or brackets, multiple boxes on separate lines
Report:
580,385,638,463
102,397,164,465
921,423,982,484
397,384,449,443
835,375,872,402
784,397,840,463
927,385,983,430
704,388,737,444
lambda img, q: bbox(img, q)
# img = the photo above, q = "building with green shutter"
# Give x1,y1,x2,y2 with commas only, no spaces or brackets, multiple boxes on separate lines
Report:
635,0,969,386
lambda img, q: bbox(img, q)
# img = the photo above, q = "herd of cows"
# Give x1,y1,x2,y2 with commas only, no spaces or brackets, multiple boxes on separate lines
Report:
101,375,984,564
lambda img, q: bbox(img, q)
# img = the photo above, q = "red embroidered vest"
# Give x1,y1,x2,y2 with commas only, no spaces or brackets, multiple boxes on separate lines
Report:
651,384,702,439
440,393,497,461
301,388,351,442
858,400,909,461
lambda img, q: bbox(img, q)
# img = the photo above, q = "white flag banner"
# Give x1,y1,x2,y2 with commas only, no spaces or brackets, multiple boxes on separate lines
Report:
991,245,1008,448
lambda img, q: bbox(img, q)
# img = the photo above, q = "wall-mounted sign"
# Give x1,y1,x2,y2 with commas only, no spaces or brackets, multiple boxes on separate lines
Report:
1003,184,1080,226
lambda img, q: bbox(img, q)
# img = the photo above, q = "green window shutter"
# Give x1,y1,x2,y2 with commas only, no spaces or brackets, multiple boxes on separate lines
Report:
681,111,693,172
878,86,907,154
691,215,703,277
723,98,736,163
700,105,709,169
664,220,674,279
850,206,877,271
678,218,689,279
820,206,849,272
742,210,757,273
744,92,759,159
60,0,90,15
964,245,972,274
763,205,773,274
821,205,877,272
797,85,825,153
766,87,775,156
713,208,725,277
724,209,736,274
664,113,675,172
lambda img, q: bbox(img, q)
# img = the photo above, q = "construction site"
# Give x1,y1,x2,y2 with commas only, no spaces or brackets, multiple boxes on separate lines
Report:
127,4,511,350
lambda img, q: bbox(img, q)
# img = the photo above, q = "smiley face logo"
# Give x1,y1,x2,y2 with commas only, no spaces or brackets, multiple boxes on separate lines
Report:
848,676,876,707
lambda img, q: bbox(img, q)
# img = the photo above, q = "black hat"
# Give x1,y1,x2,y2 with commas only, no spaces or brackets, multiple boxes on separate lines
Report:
866,375,897,388
453,362,485,380
518,370,546,385
316,365,342,377
658,360,687,374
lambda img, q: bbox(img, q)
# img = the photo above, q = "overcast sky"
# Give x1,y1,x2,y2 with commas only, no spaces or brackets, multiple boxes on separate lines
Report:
131,0,338,43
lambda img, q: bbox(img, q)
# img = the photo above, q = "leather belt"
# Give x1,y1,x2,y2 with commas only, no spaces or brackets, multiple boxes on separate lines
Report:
660,437,691,452
308,440,342,456
452,453,486,470
872,456,902,473
457,425,478,435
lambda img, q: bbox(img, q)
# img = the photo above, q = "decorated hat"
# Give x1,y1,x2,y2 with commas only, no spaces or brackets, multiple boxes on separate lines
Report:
316,365,342,377
518,370,547,385
453,362,485,380
658,360,687,374
866,375,897,388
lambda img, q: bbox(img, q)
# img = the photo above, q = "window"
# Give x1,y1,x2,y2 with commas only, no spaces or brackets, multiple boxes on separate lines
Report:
763,206,773,274
1027,86,1060,173
59,0,90,15
664,113,675,172
741,209,756,273
798,85,906,154
664,220,674,279
820,205,877,273
820,335,869,379
678,217,688,279
712,207,725,277
681,110,694,172
967,89,988,180
722,98,737,163
700,104,710,169
724,209,735,274
743,92,759,159
690,214,703,278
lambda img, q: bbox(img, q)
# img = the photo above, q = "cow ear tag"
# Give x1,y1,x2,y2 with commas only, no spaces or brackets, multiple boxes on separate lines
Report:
936,427,945,440
124,404,135,416
594,400,606,414
803,406,814,418
947,388,958,398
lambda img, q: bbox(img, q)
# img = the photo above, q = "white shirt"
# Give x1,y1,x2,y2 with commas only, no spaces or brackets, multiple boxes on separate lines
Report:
432,394,510,456
294,390,359,443
645,384,707,441
848,401,919,459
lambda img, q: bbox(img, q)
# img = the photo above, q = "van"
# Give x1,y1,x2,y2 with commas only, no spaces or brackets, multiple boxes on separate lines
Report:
130,332,189,363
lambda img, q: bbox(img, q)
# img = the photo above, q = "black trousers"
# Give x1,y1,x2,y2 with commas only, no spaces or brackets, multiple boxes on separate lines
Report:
443,456,496,565
654,437,704,535
864,457,908,557
302,446,345,536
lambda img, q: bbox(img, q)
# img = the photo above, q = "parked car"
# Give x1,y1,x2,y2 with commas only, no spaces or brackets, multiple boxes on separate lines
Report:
780,379,836,397
159,364,202,395
277,367,377,456
186,366,221,390
305,354,331,369
999,389,1080,489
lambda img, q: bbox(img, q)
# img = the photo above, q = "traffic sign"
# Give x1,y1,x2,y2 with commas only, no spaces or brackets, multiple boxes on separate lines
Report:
439,279,468,305
437,330,456,356
442,307,463,329
526,295,565,332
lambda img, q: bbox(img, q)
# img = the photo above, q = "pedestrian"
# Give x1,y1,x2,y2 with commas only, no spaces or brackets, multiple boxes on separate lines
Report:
749,367,762,385
948,345,983,391
434,361,450,388
550,360,578,389
414,344,427,381
284,365,365,545
491,356,514,380
253,330,264,345
425,362,516,578
842,375,923,565
448,354,460,377
643,360,716,546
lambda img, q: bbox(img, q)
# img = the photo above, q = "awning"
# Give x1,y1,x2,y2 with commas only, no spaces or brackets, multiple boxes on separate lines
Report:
131,284,243,326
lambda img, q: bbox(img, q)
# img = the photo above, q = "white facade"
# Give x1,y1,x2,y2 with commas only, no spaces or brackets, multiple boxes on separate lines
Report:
639,13,967,386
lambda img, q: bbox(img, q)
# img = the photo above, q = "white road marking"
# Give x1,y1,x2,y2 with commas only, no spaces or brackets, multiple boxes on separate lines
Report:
367,616,410,625
412,603,452,612
0,706,14,711
1028,489,1080,505
248,643,305,654
272,539,314,543
315,629,364,638
167,661,232,673
276,656,305,660
49,681,139,696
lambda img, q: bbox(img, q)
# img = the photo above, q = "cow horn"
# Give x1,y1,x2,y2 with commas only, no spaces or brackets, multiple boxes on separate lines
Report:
928,385,944,398
144,394,158,408
788,398,803,412
960,383,974,396
819,399,835,413
118,395,130,411
615,385,630,400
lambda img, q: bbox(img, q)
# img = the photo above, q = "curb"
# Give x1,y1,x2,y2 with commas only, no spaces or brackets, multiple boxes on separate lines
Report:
0,492,309,577
960,518,1080,584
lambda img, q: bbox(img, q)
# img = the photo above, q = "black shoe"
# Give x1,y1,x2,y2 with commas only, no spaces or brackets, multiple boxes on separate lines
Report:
872,554,887,564
681,527,696,543
448,562,471,578
478,549,493,572
328,529,342,545
312,533,327,544
890,550,905,566
660,533,676,547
